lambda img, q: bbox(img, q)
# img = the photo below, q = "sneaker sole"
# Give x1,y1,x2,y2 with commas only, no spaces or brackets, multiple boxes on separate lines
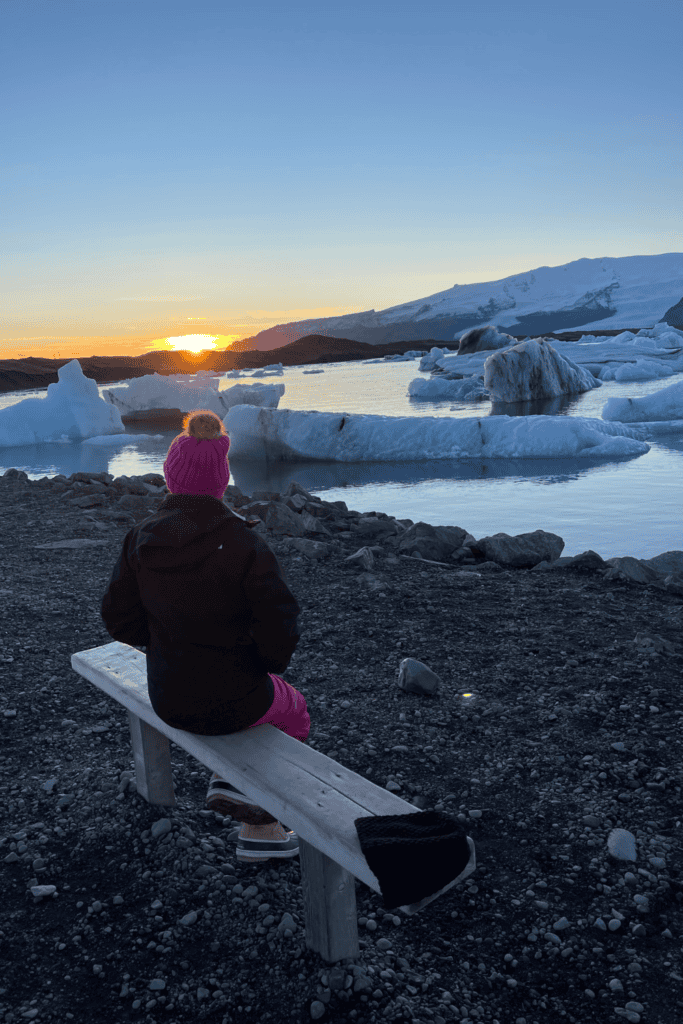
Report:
236,837,299,861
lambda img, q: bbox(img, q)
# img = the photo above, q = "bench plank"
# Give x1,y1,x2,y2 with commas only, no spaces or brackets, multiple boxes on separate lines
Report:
71,641,421,895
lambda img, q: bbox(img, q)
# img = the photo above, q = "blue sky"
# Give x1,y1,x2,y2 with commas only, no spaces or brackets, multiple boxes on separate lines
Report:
2,0,681,357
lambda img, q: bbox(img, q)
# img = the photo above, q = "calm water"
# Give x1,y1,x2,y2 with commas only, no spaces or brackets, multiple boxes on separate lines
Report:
1,359,682,561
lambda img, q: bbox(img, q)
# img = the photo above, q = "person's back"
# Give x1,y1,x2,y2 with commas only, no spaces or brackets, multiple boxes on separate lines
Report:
100,408,309,861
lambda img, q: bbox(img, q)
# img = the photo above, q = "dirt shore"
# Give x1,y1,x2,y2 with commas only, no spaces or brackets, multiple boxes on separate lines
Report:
0,480,682,1024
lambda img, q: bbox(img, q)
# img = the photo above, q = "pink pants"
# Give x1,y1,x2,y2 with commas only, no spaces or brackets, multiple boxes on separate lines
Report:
246,674,310,742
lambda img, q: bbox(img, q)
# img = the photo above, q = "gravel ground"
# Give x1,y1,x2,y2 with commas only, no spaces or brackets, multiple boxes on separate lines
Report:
1,479,682,1024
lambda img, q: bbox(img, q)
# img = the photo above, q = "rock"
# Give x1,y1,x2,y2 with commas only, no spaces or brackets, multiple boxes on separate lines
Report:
150,818,172,839
288,538,331,559
472,530,564,568
604,556,661,586
180,911,198,926
553,917,570,931
457,325,518,355
345,546,375,570
240,500,307,537
484,338,601,402
582,814,602,828
41,778,58,793
148,979,166,991
397,522,468,562
31,885,56,897
607,828,637,863
397,658,441,696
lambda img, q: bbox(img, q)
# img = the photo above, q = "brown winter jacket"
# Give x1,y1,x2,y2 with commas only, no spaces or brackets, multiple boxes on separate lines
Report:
100,494,301,735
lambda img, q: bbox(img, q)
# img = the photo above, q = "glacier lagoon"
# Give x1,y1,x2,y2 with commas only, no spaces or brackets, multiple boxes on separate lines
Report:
0,356,682,561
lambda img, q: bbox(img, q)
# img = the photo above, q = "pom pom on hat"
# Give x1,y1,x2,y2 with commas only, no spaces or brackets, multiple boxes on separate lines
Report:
163,409,230,499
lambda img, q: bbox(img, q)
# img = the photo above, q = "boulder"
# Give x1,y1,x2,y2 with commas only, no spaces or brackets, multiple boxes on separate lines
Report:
397,658,441,696
472,530,564,568
288,538,331,559
603,556,661,585
397,522,468,562
239,500,306,537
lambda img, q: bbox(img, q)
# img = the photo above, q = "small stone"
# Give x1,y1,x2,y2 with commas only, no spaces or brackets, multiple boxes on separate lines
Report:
3,709,17,718
91,901,103,912
649,856,666,869
180,911,198,926
31,885,56,898
4,852,19,863
468,809,482,819
609,979,624,993
113,895,124,905
93,963,103,975
608,919,622,931
148,979,166,991
595,918,607,931
151,818,172,839
611,742,626,751
553,917,570,931
625,1003,644,1013
582,814,601,828
632,924,647,937
41,778,58,793
607,828,637,862
310,1000,326,1020
197,988,210,1001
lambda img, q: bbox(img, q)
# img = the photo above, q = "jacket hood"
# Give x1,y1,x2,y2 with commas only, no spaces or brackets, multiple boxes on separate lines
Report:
131,493,257,569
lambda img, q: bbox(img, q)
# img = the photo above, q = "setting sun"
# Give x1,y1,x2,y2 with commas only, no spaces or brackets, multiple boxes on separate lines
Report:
162,334,219,354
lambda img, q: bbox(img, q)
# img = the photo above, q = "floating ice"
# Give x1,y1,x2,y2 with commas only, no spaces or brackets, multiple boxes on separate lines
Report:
483,338,601,402
602,378,683,423
0,359,125,447
103,373,284,419
223,405,649,462
408,376,489,401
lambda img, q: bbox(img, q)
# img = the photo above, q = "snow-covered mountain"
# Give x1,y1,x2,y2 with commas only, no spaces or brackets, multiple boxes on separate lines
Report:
242,253,683,351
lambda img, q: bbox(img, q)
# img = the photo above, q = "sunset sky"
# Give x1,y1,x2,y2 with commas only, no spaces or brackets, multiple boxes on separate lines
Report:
2,0,681,360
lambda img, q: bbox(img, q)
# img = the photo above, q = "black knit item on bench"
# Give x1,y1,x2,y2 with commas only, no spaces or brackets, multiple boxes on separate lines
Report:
354,810,474,915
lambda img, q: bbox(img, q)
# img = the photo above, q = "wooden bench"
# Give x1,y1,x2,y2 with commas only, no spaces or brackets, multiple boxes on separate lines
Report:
71,641,474,963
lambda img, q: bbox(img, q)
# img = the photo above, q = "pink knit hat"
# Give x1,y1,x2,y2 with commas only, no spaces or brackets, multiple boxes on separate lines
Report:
163,411,231,500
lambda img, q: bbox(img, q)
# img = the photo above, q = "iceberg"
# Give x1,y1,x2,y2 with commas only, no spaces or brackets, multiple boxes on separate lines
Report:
0,359,125,448
483,338,601,402
429,321,683,384
602,378,683,424
408,376,489,401
103,373,284,418
223,405,649,462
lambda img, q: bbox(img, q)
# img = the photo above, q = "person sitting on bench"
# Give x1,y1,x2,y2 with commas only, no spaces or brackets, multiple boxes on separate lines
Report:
100,408,309,863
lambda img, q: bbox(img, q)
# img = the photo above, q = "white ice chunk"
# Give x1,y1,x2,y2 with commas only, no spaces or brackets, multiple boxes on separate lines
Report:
224,405,649,462
103,374,284,418
602,378,683,422
249,363,284,377
483,339,601,402
0,359,125,447
408,376,489,401
302,368,325,374
613,359,675,382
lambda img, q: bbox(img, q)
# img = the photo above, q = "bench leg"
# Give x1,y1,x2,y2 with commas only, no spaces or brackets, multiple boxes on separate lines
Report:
128,711,176,807
299,837,359,963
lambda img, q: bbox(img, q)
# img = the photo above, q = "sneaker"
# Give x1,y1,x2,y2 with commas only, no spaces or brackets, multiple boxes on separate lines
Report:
236,821,299,862
206,773,277,826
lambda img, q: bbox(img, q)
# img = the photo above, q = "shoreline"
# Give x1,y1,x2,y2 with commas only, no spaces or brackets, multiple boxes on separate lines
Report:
0,468,682,1024
0,329,646,397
